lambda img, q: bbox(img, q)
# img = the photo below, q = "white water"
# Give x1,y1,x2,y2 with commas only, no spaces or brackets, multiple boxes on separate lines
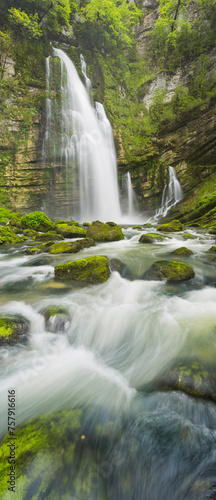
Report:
43,48,121,222
123,171,136,217
155,166,183,219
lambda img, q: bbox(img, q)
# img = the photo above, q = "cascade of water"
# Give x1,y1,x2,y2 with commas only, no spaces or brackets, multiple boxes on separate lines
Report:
43,48,121,221
123,171,136,216
80,54,92,99
155,166,183,219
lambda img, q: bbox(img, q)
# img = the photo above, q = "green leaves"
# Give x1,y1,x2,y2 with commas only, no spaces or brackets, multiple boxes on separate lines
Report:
9,7,42,38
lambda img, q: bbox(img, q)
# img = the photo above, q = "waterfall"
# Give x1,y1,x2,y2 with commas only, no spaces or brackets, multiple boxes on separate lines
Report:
123,171,136,216
43,48,121,221
155,166,183,219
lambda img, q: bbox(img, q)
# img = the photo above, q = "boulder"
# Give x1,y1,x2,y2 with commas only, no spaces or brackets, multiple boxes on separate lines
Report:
87,221,124,242
157,220,183,232
40,306,70,333
0,226,26,245
139,234,154,244
0,315,29,345
144,260,195,281
32,231,63,242
23,247,42,255
183,232,196,239
55,256,110,283
49,238,95,254
55,224,87,238
171,247,194,256
151,361,216,403
55,219,79,226
140,233,166,243
21,211,55,232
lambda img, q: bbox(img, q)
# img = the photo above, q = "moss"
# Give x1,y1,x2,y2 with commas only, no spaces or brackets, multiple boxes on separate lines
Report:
157,220,183,232
183,232,196,240
0,226,23,245
55,256,110,283
0,315,29,345
40,306,70,333
87,221,124,242
132,225,142,230
23,247,42,255
55,219,79,226
49,238,95,254
139,234,154,244
146,233,166,240
209,245,216,252
32,231,63,242
0,208,21,226
171,247,194,256
21,211,55,232
55,224,87,238
145,260,195,281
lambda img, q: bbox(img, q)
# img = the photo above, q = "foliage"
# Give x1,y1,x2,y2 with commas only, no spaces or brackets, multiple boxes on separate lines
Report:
8,7,42,38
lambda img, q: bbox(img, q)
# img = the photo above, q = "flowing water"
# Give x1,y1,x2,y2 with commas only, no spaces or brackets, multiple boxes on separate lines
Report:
155,166,183,219
0,225,216,498
122,172,137,218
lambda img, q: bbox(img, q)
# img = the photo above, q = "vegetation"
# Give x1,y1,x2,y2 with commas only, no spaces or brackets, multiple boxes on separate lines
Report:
55,256,111,283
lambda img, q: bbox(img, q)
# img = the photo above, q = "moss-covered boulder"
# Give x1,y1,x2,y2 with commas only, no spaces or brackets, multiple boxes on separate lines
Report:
49,238,95,254
209,245,216,252
23,247,42,255
144,260,195,281
139,233,166,243
40,306,70,333
55,219,79,226
55,224,87,238
32,231,63,242
21,211,55,232
171,247,194,256
151,361,216,403
139,234,154,244
132,225,142,230
157,220,183,232
183,232,196,239
87,221,124,242
0,208,21,227
0,315,29,345
0,226,26,245
55,256,110,283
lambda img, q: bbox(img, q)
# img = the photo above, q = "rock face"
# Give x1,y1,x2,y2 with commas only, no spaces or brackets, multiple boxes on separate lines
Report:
0,315,29,345
144,260,195,281
55,256,110,283
87,221,124,242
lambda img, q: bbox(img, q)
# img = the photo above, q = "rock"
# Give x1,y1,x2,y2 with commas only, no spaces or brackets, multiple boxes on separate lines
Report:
55,224,87,238
87,221,124,242
106,221,118,227
21,211,55,232
55,256,110,283
49,238,95,254
0,226,26,245
32,231,63,242
40,241,56,252
139,234,154,243
109,258,134,280
151,361,216,403
0,208,21,227
209,245,216,252
183,232,196,239
0,315,29,345
40,306,70,333
157,220,183,232
23,247,42,255
144,260,195,281
55,219,79,226
171,247,194,256
133,225,142,230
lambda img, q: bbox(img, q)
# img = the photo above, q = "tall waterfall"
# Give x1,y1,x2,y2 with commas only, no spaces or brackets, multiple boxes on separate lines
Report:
155,166,183,219
43,48,121,221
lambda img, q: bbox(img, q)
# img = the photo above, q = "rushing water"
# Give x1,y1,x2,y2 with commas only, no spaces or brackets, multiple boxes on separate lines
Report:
122,172,136,218
0,225,216,498
155,166,183,219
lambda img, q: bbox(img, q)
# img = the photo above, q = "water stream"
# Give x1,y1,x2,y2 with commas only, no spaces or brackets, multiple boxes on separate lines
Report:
0,225,216,498
155,166,183,219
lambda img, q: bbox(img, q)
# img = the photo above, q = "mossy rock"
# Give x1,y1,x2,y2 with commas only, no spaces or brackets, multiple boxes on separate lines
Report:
49,238,95,254
87,221,124,242
139,234,154,244
23,247,42,255
0,315,29,345
32,231,63,242
40,306,70,333
0,226,24,245
0,208,21,227
151,361,216,403
132,225,142,230
144,233,166,242
144,260,195,281
106,221,118,227
82,222,90,226
55,256,110,283
21,211,55,232
209,227,216,235
109,258,134,280
40,241,56,252
143,223,152,228
183,232,196,240
55,219,79,226
209,245,216,252
157,220,183,232
171,247,194,256
55,224,87,238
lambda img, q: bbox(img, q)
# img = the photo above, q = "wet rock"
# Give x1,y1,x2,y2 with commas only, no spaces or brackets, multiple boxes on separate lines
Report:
23,247,42,255
55,256,110,283
32,231,63,242
109,258,134,280
139,234,154,243
40,306,70,333
150,360,216,403
144,260,195,281
0,314,30,345
209,245,216,252
87,220,124,242
133,225,142,230
55,219,79,226
183,232,196,239
21,211,55,232
171,247,194,256
0,226,26,245
55,224,87,238
49,238,95,254
157,220,183,232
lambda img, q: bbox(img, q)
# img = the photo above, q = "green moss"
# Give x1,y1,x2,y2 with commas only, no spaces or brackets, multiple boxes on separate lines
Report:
55,224,87,238
145,260,195,281
21,211,55,232
49,238,95,254
55,219,79,226
157,220,183,232
0,315,29,345
32,231,63,242
0,226,23,245
23,247,42,255
87,221,124,242
55,256,110,283
171,247,194,256
0,320,13,338
146,233,166,240
183,233,196,240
